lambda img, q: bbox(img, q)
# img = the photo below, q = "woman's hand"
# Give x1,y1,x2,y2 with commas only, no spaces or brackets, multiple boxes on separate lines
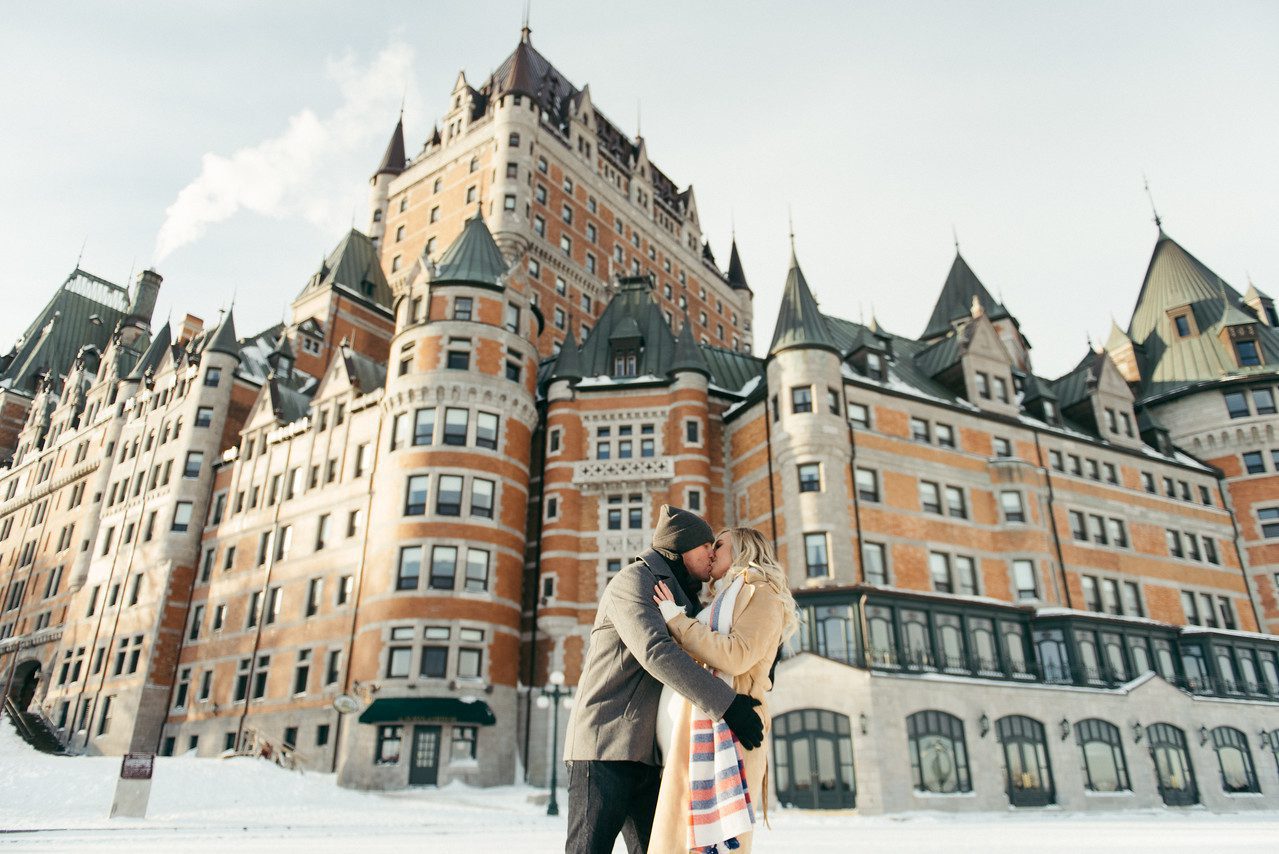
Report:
652,580,676,607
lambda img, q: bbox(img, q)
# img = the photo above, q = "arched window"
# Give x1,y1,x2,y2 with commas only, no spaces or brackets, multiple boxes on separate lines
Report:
772,709,856,809
996,715,1055,806
906,710,970,794
1147,723,1198,806
1211,727,1259,793
1075,719,1130,792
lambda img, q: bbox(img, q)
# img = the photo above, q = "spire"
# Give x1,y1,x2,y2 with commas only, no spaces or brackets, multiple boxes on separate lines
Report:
431,212,509,289
670,313,710,377
1142,173,1163,233
726,239,750,292
520,0,532,43
374,115,406,178
769,246,838,357
551,327,582,383
206,309,240,358
921,251,1009,340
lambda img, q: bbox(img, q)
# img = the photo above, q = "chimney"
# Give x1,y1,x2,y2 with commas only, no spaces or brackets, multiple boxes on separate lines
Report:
130,269,163,325
178,313,204,345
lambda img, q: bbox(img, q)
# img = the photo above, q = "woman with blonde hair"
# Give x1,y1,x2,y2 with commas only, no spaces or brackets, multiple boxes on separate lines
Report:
649,526,798,854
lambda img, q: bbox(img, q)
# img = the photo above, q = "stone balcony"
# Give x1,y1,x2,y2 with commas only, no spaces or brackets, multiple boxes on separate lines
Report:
571,456,673,491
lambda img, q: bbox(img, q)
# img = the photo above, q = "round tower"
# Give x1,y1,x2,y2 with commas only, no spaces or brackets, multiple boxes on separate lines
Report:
367,116,406,247
765,249,855,588
339,213,539,789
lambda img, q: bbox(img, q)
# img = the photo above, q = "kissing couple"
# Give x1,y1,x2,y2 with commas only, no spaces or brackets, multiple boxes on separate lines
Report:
563,505,798,853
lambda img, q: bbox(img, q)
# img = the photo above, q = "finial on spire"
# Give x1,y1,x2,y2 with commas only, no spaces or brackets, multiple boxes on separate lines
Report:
1142,173,1162,230
787,207,796,254
636,99,642,138
730,209,736,241
520,0,532,42
952,224,960,253
76,236,87,269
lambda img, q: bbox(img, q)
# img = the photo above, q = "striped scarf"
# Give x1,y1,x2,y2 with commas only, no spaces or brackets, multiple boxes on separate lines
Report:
687,574,754,853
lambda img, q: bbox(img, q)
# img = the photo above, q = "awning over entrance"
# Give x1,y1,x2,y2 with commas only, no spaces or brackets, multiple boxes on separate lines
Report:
357,697,497,726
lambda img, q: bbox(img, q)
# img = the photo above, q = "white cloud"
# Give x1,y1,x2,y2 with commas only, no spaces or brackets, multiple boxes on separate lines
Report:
154,41,413,261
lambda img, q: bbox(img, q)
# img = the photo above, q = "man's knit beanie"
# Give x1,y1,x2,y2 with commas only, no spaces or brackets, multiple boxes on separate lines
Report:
651,504,714,554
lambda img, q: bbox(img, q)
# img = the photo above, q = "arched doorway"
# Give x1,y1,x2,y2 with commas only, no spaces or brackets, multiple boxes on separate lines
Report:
772,709,856,809
1147,723,1198,806
10,660,41,712
996,715,1055,807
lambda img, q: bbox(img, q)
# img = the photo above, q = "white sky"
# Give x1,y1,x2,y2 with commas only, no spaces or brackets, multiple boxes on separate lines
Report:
2,1,1276,378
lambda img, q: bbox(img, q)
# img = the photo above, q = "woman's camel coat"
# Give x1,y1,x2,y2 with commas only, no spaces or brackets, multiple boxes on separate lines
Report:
649,571,786,854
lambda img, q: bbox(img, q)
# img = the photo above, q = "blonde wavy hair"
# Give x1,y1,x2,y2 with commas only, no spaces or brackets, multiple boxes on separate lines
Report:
713,527,799,643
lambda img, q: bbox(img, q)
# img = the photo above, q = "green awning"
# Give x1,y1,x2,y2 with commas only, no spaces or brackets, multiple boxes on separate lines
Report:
357,697,497,726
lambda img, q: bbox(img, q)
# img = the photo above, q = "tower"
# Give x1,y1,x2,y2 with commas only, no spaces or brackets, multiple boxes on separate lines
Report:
367,116,406,248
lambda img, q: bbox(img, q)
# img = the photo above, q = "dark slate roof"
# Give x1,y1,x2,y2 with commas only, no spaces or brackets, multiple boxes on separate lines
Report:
0,268,133,394
1124,231,1279,399
726,239,750,292
374,116,406,178
342,346,387,394
1053,350,1103,411
921,252,1011,341
701,344,763,394
127,322,172,381
205,311,240,358
432,214,509,289
824,315,960,402
268,377,312,424
1021,371,1058,403
576,277,677,378
297,229,393,311
768,250,839,357
669,315,711,377
914,330,963,378
550,328,583,382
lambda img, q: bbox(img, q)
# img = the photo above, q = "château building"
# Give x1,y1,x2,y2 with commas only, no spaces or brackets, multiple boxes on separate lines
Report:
2,28,1277,815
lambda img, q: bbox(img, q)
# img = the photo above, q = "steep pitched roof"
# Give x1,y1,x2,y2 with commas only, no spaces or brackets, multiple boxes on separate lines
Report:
768,250,838,357
1053,349,1104,410
431,214,509,289
0,268,132,393
127,322,172,381
341,346,387,394
575,277,678,378
1124,230,1279,398
700,344,764,394
726,239,750,292
296,229,393,310
205,310,240,358
921,252,1010,340
374,116,406,178
670,315,711,377
267,377,312,424
550,328,583,382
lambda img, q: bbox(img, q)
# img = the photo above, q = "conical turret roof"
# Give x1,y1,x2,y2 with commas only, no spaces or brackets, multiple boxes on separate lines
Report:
670,314,710,377
922,252,1010,340
768,249,838,357
726,239,750,292
550,328,582,382
374,116,406,178
206,310,240,358
127,321,171,381
431,213,509,290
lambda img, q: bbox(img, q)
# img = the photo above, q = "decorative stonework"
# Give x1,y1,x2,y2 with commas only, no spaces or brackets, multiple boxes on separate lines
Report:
572,457,672,490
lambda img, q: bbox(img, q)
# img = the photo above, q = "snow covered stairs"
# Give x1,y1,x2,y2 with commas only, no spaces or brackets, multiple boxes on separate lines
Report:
3,696,66,755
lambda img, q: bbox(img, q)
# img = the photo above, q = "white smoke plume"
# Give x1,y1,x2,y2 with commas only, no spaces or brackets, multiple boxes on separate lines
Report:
154,42,414,261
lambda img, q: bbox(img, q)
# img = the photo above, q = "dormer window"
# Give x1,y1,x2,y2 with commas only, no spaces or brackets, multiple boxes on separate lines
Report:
1235,339,1261,367
1043,401,1058,423
865,352,884,381
975,372,990,399
1174,315,1191,337
612,348,638,378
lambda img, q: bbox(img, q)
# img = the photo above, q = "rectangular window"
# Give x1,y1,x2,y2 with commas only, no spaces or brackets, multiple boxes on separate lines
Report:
187,605,204,641
396,546,421,591
1224,391,1250,419
935,424,955,448
1108,517,1128,548
471,478,494,518
910,417,930,442
475,412,499,449
413,407,435,445
1261,507,1279,538
464,548,490,592
919,481,941,514
954,555,978,595
1000,491,1025,523
457,647,483,679
1069,510,1087,541
1088,514,1108,545
975,372,990,399
804,533,830,578
929,552,952,593
685,419,700,445
1166,529,1184,558
443,408,468,446
436,475,463,516
862,541,888,585
405,475,428,516
1243,451,1266,474
430,546,457,590
993,437,1012,458
1082,576,1101,612
451,725,478,760
386,647,411,678
1121,581,1144,617
1012,559,1038,600
375,726,402,765
798,463,822,493
1049,450,1063,470
420,645,448,678
790,386,813,414
1253,388,1277,415
854,467,878,502
944,486,967,519
847,401,870,428
171,502,193,532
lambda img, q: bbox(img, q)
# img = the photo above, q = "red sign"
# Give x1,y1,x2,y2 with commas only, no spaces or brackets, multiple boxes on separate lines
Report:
120,753,154,780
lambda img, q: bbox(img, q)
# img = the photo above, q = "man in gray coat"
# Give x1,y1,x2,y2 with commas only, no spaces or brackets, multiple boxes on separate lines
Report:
563,505,764,854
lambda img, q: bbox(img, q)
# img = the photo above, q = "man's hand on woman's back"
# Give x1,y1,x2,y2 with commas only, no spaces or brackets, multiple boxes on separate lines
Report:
722,694,764,749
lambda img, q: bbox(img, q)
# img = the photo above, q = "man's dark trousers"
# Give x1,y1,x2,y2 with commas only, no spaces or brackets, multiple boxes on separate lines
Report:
565,759,661,854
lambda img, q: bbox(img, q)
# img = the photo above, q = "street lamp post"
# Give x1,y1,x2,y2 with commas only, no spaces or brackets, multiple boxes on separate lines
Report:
536,670,573,817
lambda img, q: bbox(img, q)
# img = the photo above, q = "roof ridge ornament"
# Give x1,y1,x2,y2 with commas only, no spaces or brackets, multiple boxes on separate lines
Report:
1142,173,1163,231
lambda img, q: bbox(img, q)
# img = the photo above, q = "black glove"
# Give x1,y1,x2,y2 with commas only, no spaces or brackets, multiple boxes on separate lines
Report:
722,694,764,750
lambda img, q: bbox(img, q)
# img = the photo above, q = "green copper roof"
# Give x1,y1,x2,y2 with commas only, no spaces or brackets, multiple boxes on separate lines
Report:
670,314,711,377
921,252,1010,341
550,328,583,382
1,268,133,394
297,229,393,310
431,214,509,290
768,250,838,357
1125,231,1279,399
576,277,677,378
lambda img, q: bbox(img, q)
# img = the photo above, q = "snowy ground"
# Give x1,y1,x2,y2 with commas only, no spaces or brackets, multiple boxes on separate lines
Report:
2,724,1277,853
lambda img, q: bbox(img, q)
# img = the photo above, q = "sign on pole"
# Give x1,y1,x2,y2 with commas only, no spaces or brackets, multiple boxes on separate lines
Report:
110,752,154,818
